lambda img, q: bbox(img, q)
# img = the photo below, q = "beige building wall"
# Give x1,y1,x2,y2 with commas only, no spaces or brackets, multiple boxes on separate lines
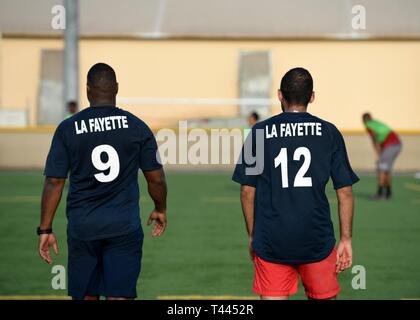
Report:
0,37,419,170
1,37,420,130
1,38,63,124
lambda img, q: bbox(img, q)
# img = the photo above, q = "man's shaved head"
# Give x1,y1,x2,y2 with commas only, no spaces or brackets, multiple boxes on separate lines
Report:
87,63,118,106
87,63,116,88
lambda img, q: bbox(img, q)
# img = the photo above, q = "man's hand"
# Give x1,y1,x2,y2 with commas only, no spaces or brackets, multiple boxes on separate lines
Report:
143,169,167,237
248,236,254,261
147,210,167,237
38,233,58,264
336,238,352,273
336,186,354,273
38,177,65,265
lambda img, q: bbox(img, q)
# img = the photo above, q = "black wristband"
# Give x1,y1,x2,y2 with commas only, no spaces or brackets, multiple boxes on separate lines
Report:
37,227,53,235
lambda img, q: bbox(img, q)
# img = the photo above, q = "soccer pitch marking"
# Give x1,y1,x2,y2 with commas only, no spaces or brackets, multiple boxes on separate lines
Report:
0,196,39,203
0,295,70,300
0,295,418,300
404,183,420,193
158,295,258,300
0,295,257,300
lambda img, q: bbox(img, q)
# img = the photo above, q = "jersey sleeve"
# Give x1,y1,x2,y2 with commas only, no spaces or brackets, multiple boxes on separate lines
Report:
139,122,163,171
44,124,70,178
232,128,258,187
330,126,360,189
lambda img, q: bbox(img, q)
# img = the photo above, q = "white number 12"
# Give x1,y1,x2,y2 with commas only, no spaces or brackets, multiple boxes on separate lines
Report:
274,147,312,188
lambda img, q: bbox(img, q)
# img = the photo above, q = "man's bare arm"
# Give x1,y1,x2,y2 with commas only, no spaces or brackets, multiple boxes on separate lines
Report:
40,177,66,228
335,186,354,273
143,168,167,212
337,186,354,240
240,185,256,260
240,185,256,237
143,168,167,237
38,177,65,264
374,142,382,158
368,134,382,158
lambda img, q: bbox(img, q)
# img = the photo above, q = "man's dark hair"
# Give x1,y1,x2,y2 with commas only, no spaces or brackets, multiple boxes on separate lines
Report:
280,67,313,106
362,112,372,123
87,63,117,92
250,111,260,121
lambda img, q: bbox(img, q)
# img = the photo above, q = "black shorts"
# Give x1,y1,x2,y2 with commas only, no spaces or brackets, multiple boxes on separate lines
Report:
67,228,143,299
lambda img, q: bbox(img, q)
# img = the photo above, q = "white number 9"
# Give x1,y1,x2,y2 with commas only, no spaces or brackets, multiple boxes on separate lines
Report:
91,144,120,183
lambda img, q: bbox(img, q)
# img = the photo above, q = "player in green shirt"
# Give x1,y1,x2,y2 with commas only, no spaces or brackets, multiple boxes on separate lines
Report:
362,113,402,199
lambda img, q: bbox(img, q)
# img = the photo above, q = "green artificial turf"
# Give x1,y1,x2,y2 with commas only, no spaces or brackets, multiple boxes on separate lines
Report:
0,171,419,299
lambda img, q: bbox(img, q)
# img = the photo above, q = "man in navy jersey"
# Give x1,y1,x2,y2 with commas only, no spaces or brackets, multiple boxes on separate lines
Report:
233,68,358,300
38,63,167,300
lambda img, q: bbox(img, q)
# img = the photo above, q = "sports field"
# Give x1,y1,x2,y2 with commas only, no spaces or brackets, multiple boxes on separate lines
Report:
0,171,419,300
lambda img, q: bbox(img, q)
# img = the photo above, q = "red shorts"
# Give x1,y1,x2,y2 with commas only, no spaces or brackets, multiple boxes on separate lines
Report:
253,247,340,299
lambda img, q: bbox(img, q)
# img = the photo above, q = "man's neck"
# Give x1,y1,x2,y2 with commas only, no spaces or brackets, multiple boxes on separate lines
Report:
90,100,116,107
284,105,307,113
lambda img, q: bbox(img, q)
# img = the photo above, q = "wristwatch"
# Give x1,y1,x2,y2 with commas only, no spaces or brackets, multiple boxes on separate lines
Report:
37,227,53,235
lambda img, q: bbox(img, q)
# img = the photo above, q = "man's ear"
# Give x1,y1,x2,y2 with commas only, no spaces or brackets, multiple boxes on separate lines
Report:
115,82,119,95
86,84,91,94
278,90,284,103
309,91,315,104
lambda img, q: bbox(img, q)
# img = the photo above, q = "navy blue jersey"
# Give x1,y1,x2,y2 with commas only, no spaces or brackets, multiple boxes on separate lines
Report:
44,106,162,241
233,112,359,264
